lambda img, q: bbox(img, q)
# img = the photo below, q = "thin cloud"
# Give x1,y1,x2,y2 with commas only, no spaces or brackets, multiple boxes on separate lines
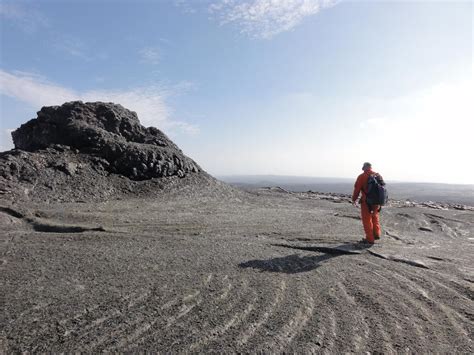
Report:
139,47,161,65
170,80,198,95
52,33,110,62
0,70,76,107
208,0,337,39
167,121,200,135
173,0,198,14
53,36,92,61
0,70,199,135
0,2,49,34
0,129,15,152
1,3,102,61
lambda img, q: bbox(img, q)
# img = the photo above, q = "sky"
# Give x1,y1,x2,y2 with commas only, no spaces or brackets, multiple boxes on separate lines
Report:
0,0,473,184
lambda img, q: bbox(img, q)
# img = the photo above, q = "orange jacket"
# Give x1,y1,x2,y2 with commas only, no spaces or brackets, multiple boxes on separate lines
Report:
352,169,379,203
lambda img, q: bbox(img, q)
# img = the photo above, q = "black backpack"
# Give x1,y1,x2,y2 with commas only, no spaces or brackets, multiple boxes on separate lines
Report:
366,174,388,206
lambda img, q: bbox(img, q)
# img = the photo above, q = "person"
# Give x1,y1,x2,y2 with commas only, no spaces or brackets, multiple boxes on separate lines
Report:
352,162,384,244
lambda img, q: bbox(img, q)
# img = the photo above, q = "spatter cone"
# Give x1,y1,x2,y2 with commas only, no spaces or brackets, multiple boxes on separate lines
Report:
0,101,213,202
11,101,201,180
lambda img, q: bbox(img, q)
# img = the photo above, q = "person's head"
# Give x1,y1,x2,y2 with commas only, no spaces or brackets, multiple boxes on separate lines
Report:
362,162,372,171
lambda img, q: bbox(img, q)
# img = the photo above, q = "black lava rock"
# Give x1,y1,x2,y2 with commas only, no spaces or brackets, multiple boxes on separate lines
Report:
11,101,201,180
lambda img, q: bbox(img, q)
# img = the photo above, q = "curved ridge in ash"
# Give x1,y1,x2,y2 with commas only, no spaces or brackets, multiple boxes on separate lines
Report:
0,101,222,202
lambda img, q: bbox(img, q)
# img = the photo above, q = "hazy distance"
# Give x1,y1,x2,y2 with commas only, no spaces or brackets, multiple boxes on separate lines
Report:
219,175,474,206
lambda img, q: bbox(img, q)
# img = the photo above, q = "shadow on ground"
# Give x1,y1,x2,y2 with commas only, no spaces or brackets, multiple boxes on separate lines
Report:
239,243,371,274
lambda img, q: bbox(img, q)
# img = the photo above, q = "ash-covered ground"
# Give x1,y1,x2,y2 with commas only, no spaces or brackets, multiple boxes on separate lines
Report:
1,102,473,353
1,187,473,353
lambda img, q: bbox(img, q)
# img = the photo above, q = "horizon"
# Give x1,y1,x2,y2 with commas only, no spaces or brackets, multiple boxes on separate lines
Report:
217,174,474,187
1,0,473,184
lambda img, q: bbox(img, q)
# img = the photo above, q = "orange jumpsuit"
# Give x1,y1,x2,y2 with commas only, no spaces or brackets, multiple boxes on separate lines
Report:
352,169,381,243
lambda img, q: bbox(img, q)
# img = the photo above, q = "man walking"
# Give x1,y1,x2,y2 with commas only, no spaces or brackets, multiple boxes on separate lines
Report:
352,162,384,244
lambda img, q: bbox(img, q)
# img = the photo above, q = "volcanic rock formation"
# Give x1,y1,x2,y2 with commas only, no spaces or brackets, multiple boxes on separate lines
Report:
11,101,201,179
0,101,208,202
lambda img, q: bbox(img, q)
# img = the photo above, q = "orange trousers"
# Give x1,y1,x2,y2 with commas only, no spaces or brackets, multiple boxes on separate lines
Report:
360,202,381,243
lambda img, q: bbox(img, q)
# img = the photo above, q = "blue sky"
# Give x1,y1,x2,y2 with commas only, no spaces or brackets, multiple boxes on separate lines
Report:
1,0,473,183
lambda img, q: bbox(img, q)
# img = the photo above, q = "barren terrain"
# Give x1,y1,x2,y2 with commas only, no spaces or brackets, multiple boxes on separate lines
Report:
1,182,473,353
1,102,473,352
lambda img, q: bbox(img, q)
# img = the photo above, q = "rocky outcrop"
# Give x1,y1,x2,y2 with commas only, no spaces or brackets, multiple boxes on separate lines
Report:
0,101,211,202
11,101,201,180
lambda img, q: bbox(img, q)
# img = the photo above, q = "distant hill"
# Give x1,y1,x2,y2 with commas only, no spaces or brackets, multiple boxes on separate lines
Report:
219,175,474,206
